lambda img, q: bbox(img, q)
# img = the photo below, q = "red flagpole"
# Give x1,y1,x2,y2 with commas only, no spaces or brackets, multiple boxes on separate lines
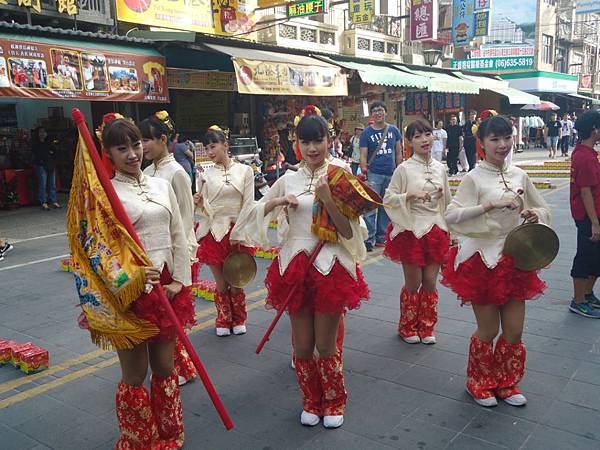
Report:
255,240,325,354
71,108,234,430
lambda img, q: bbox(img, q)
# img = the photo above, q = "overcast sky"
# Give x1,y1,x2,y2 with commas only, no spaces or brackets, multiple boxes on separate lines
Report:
492,0,537,25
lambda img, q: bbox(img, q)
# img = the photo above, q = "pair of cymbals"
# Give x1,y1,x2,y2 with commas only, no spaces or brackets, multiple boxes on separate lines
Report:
222,252,257,288
503,223,559,271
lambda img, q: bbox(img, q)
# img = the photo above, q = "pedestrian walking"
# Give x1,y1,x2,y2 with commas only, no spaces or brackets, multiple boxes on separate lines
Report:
560,113,573,157
31,126,61,210
431,120,447,162
462,110,478,171
446,115,462,175
441,115,551,408
349,125,363,175
140,111,199,385
546,112,562,159
383,119,451,345
568,110,600,318
236,109,369,429
96,117,194,449
359,101,403,251
194,126,255,337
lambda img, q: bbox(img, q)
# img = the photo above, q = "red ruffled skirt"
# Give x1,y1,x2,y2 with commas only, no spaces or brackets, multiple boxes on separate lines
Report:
196,224,254,266
265,252,369,315
131,267,196,341
384,224,450,267
441,246,546,306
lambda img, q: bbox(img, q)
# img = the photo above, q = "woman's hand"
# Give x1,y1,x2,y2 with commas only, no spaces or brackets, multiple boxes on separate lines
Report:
193,192,203,206
591,222,600,242
408,191,433,202
163,281,183,300
279,194,299,209
144,267,161,285
484,198,521,211
315,176,334,204
521,209,539,223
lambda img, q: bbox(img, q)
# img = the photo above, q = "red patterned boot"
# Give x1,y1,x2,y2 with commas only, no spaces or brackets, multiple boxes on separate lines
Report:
466,335,498,407
317,352,347,429
494,335,527,406
173,338,197,386
150,372,185,449
293,355,323,426
399,287,420,343
418,288,438,345
230,290,247,335
115,382,160,450
214,291,232,336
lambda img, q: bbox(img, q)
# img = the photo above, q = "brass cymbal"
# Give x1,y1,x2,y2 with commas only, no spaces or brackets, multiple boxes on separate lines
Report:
223,252,257,288
503,223,559,271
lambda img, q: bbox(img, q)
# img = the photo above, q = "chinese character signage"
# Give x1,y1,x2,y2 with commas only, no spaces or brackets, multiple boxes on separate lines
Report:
232,58,347,96
116,0,213,34
451,56,534,71
0,38,169,103
576,0,600,14
212,0,257,38
474,10,489,37
410,0,438,42
349,0,374,25
473,0,491,11
405,92,464,115
287,0,327,18
452,0,475,47
4,0,78,15
167,68,237,91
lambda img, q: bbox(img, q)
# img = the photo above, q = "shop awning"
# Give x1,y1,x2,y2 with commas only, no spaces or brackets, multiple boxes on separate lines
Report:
204,43,347,96
394,66,479,94
453,72,540,104
0,32,168,103
317,57,429,89
567,93,600,105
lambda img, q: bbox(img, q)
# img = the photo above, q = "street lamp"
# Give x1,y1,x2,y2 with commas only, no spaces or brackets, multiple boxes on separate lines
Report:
422,49,443,123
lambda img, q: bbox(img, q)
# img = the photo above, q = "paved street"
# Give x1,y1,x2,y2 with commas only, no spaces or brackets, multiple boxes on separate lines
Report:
0,152,599,450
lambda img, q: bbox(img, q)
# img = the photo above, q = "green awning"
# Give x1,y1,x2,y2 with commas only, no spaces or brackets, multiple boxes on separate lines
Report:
321,58,430,89
0,32,161,56
453,72,540,104
394,66,479,94
567,93,600,105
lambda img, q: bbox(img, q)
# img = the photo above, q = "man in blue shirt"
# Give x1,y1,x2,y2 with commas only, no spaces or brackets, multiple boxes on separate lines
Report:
359,101,403,251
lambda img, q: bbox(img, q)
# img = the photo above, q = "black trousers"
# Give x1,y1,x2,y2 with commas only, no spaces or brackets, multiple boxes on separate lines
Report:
447,145,459,174
560,136,570,155
464,138,476,171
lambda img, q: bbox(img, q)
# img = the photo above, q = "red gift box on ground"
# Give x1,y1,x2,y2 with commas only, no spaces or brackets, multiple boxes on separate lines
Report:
10,342,35,367
19,347,49,374
0,340,17,365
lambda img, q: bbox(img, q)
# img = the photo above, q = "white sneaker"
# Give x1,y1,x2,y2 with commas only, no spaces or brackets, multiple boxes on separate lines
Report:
178,375,188,386
323,415,344,429
300,410,320,426
503,393,527,407
467,389,498,407
216,327,231,337
402,335,421,344
232,325,247,335
421,336,436,345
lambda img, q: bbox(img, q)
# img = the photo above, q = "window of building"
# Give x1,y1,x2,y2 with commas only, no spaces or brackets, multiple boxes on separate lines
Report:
320,31,335,45
373,40,385,53
357,37,370,51
542,34,553,64
300,28,317,42
279,24,297,40
387,42,398,55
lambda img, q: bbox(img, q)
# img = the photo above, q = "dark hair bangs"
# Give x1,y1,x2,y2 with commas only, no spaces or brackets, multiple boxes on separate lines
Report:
296,115,328,141
102,119,142,150
202,129,227,146
405,119,433,141
478,116,512,140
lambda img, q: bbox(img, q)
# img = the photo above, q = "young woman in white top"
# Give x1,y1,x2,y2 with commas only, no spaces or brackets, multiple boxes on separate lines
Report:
140,112,198,386
236,112,369,429
102,118,193,449
384,119,451,345
194,127,255,337
441,115,551,408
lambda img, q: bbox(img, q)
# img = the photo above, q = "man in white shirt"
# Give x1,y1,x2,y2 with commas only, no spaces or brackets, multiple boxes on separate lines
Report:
560,113,573,157
432,120,447,162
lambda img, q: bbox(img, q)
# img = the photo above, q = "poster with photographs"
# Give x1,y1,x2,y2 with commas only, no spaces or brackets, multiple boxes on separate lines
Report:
0,37,168,102
81,53,109,92
7,57,48,89
49,49,83,90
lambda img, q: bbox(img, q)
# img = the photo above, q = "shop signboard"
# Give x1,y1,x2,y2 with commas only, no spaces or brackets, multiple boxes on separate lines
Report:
167,68,237,91
115,0,213,34
576,0,600,14
2,0,78,15
473,10,489,37
471,45,534,58
232,58,347,96
0,38,169,103
410,0,438,42
349,0,374,25
473,0,491,11
287,0,327,18
451,56,534,71
212,0,257,39
257,0,288,7
452,0,475,47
